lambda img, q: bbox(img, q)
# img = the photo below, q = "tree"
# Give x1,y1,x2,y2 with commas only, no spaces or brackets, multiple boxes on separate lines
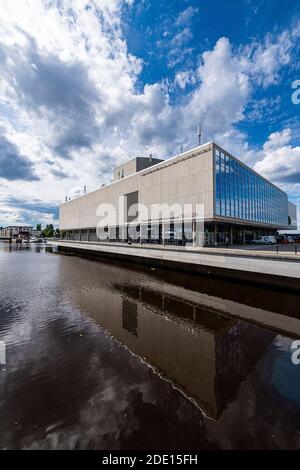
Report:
36,223,41,231
42,224,54,238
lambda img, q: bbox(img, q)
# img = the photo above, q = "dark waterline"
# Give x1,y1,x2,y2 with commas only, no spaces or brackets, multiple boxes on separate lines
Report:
0,242,300,450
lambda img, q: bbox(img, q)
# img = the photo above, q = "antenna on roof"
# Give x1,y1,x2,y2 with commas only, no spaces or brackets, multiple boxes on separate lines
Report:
197,125,202,146
149,153,152,162
84,185,87,195
177,143,184,154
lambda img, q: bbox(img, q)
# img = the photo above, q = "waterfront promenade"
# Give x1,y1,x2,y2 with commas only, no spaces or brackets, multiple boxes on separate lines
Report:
49,240,300,290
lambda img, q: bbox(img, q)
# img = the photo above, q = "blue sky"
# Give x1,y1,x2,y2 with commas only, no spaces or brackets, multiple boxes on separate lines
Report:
0,0,299,227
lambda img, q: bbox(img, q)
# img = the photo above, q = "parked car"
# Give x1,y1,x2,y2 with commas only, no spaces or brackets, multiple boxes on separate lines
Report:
251,235,277,245
276,235,288,244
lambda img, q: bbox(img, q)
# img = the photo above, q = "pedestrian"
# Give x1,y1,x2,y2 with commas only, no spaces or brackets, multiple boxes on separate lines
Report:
225,235,230,247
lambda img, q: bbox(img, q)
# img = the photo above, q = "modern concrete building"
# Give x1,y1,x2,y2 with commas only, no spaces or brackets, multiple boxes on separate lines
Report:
60,142,297,246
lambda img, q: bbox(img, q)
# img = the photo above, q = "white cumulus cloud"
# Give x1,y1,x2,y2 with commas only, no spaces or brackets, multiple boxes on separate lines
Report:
0,0,299,226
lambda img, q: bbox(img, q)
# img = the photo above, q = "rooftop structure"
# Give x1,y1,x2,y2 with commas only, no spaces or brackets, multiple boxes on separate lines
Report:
113,156,164,181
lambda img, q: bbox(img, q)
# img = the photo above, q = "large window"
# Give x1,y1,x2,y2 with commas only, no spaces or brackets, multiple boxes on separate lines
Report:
215,148,288,226
125,191,139,222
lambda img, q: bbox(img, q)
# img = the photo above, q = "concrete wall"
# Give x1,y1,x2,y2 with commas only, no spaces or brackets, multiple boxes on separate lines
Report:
53,240,300,291
60,143,214,230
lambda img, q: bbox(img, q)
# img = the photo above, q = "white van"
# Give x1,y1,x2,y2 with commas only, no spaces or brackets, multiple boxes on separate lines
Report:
251,236,277,245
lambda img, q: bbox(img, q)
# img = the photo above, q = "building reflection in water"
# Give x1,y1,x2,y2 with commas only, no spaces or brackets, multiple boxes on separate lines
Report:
74,281,274,420
122,299,138,337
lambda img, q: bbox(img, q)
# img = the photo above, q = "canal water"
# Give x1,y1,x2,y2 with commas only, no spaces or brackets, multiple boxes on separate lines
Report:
0,242,300,450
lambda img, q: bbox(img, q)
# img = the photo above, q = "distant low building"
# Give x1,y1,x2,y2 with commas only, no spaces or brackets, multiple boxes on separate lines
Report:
0,225,33,239
31,229,43,238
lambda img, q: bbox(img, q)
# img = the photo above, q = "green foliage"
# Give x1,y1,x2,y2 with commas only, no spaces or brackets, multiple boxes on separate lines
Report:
42,224,54,237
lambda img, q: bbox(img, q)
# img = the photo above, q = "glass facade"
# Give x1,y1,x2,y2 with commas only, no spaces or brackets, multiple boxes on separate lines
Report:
215,147,288,226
